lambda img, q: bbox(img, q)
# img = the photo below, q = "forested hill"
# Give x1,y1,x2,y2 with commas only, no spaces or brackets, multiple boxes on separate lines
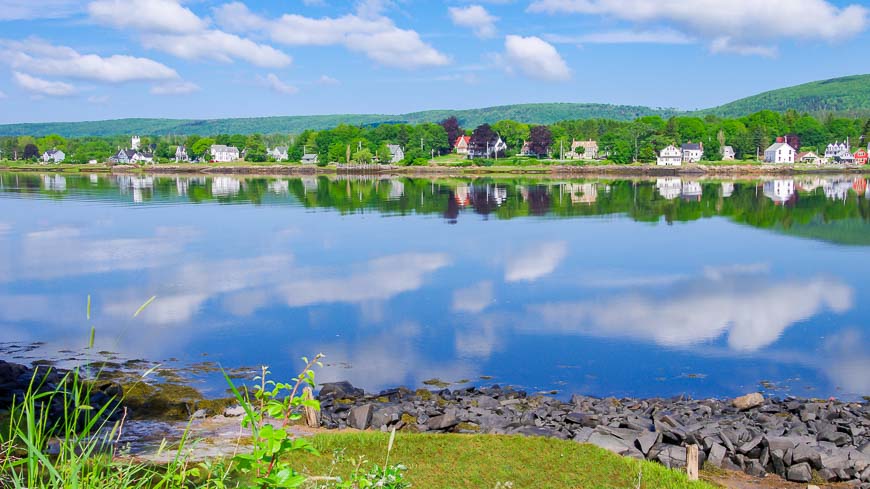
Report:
702,74,870,118
1,74,868,137
0,103,677,137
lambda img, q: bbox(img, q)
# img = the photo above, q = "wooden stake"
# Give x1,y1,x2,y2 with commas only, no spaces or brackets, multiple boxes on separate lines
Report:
686,444,699,481
302,387,320,428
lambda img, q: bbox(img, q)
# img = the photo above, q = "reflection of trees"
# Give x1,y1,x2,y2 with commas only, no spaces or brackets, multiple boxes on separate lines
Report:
3,174,870,244
526,186,551,216
443,191,459,224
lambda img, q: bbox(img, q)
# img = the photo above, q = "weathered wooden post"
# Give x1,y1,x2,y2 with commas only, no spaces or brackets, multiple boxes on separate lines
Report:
686,444,699,481
302,386,320,428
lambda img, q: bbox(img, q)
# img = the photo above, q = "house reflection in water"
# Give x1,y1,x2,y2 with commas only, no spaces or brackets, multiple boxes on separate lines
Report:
42,175,67,192
388,179,404,200
562,183,598,204
268,180,289,195
212,177,241,197
721,182,735,198
656,178,682,200
763,179,796,205
681,181,702,202
116,175,153,203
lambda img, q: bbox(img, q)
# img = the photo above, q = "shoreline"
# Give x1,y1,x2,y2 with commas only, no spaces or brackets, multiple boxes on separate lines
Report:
2,162,870,178
3,359,867,485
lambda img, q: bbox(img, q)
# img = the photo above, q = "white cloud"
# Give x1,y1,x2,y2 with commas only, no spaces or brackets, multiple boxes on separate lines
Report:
141,30,292,68
503,35,571,81
0,90,6,99
0,0,80,20
1,38,179,83
546,29,694,45
452,281,494,313
212,2,449,69
528,275,853,352
505,241,568,282
710,37,777,57
12,71,75,96
281,253,451,307
88,0,291,68
449,5,498,39
150,81,200,95
87,0,207,33
528,0,868,55
317,75,340,85
260,73,298,95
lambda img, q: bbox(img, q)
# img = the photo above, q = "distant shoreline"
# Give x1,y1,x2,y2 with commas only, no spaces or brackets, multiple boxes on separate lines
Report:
2,162,870,178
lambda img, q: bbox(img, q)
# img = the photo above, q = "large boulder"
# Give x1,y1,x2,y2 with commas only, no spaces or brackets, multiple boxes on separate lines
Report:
347,404,374,430
732,393,764,411
427,409,459,431
786,462,812,483
318,381,364,400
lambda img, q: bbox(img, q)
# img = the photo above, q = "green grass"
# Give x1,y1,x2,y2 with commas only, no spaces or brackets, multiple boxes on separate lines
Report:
289,432,717,489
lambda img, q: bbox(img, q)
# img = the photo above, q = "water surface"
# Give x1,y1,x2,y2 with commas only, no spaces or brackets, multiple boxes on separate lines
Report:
1,172,869,400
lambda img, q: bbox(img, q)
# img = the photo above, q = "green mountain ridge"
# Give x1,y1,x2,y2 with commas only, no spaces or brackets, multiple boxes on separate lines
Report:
1,74,867,137
702,74,870,118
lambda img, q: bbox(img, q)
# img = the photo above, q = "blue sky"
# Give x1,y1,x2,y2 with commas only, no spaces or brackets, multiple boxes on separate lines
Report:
0,0,868,123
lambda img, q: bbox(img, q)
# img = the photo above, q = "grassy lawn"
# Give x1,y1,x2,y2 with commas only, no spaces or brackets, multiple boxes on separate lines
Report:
288,432,717,489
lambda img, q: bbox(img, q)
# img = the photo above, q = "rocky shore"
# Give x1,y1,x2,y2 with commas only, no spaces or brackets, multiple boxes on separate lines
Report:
315,382,870,486
4,359,870,486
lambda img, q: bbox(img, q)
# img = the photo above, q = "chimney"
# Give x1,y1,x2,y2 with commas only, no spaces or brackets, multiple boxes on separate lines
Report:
776,137,784,143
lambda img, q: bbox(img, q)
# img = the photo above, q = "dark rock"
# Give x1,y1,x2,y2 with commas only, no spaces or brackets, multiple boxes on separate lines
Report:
347,404,373,430
818,468,839,482
786,462,813,483
635,431,659,455
745,460,767,478
565,412,599,427
318,381,364,400
792,444,823,469
819,429,852,446
427,409,459,431
707,443,727,468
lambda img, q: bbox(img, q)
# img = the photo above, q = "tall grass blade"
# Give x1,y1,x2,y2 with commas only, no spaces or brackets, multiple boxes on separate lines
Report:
133,296,157,318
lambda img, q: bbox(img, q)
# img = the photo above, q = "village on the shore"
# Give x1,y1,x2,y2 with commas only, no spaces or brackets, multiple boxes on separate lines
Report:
29,132,870,167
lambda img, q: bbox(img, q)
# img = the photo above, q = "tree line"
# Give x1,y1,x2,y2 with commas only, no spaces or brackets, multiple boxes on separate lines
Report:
1,110,868,165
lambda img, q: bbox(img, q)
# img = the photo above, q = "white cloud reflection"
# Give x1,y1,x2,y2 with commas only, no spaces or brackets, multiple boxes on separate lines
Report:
528,275,852,352
505,241,567,282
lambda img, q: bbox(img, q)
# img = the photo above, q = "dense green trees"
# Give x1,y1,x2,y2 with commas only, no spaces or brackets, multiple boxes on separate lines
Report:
1,110,867,165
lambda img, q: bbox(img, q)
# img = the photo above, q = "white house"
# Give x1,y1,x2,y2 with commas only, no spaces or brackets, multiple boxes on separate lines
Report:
131,136,141,150
764,138,796,164
110,149,137,164
267,146,288,161
175,145,188,162
657,145,682,166
454,136,471,155
387,145,405,164
721,146,735,161
41,149,65,163
301,153,319,165
210,144,240,162
763,180,795,204
132,151,154,164
824,140,850,160
468,137,507,159
796,151,820,164
681,142,703,163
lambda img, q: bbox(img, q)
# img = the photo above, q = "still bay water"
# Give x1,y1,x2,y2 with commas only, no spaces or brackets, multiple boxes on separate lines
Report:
1,172,869,400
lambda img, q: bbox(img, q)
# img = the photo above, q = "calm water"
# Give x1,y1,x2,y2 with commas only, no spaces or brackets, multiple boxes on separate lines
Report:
1,172,869,400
